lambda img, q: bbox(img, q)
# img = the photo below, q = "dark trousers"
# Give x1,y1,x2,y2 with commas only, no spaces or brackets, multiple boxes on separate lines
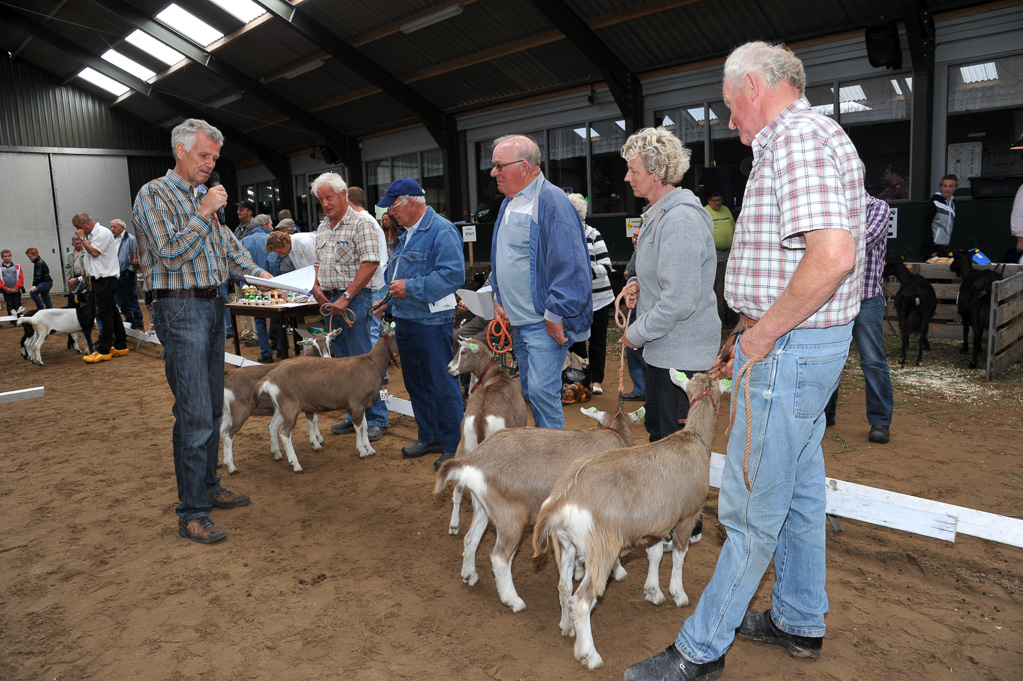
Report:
396,320,464,452
644,364,706,442
570,304,610,384
115,270,145,330
2,290,22,318
93,276,127,353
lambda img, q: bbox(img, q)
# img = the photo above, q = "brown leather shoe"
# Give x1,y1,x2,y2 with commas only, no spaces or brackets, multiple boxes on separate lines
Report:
178,516,227,543
209,488,250,509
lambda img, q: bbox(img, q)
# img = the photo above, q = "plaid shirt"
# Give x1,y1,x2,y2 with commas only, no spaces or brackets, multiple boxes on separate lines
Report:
314,205,381,292
133,169,263,290
725,99,865,327
861,194,891,300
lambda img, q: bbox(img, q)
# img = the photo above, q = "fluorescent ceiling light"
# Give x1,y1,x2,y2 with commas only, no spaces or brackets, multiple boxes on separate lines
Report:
400,4,463,34
209,91,243,107
209,0,265,24
78,67,129,96
101,49,156,80
125,29,185,66
157,4,224,47
960,62,998,84
282,59,325,79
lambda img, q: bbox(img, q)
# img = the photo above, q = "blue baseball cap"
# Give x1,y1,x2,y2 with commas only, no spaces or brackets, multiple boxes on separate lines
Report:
377,178,425,208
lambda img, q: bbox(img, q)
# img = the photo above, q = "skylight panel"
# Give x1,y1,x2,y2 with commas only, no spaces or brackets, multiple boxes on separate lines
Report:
960,62,998,84
125,29,185,66
209,0,266,24
837,85,867,102
78,68,130,96
157,4,224,47
891,77,913,96
101,49,156,80
687,107,719,123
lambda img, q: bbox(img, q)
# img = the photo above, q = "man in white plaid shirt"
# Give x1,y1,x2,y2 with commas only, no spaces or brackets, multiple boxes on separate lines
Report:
627,41,864,681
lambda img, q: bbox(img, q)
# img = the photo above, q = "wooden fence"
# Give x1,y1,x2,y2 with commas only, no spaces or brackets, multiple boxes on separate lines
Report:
882,262,1023,379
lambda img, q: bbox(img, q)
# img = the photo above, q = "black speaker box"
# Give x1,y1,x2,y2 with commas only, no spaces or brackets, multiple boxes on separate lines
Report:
865,22,902,69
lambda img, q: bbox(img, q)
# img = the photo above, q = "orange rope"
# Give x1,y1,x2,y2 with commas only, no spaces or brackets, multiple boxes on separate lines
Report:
486,315,513,354
727,354,767,492
320,303,356,333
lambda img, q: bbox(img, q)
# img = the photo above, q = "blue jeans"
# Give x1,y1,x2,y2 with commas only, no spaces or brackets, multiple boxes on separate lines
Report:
30,280,53,309
115,270,145,330
825,295,893,427
255,317,281,360
676,322,852,662
219,283,232,334
396,319,463,451
626,309,646,396
369,285,387,346
327,290,388,428
152,295,229,521
512,321,568,429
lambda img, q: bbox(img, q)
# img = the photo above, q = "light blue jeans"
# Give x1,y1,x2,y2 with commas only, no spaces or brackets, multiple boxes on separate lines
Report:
152,295,229,521
825,295,893,427
327,289,388,428
676,322,852,662
512,321,568,429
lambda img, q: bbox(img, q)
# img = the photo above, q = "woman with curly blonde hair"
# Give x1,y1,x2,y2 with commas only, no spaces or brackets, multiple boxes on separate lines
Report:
620,127,721,442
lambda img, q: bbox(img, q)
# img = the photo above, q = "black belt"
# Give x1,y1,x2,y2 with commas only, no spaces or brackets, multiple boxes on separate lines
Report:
154,287,219,300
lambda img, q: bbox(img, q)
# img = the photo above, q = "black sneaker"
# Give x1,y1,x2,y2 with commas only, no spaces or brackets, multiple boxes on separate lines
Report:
331,420,355,435
736,610,822,658
868,424,890,444
624,644,724,681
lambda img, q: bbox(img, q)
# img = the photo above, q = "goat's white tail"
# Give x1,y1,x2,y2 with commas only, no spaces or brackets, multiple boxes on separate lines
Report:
433,458,466,495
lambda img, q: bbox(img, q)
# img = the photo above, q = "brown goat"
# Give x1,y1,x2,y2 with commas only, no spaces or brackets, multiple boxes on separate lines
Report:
219,329,341,473
254,329,399,472
532,371,727,670
445,337,529,534
434,406,641,612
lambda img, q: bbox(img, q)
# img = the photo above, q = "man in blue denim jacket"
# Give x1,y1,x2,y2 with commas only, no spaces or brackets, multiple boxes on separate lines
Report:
376,179,466,469
489,135,592,430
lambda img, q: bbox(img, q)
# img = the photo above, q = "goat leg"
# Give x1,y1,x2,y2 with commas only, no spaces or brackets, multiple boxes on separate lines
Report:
556,540,578,638
449,483,465,535
306,413,324,451
352,415,376,458
643,543,667,605
570,575,604,669
461,494,488,587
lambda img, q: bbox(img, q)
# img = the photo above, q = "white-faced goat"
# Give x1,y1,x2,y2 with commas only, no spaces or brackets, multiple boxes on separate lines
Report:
445,338,529,534
18,304,95,366
434,406,642,613
219,328,341,474
951,250,1002,369
254,329,399,471
882,257,937,366
532,371,727,670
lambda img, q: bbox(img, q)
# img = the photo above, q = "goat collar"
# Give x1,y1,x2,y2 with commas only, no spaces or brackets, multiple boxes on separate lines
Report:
690,389,717,414
381,335,399,371
470,357,498,394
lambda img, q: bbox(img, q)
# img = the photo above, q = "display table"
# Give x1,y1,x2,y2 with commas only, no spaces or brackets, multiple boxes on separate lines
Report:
226,301,322,358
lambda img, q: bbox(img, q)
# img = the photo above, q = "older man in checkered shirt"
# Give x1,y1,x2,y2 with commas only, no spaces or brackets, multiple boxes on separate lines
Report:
626,41,865,681
308,172,389,442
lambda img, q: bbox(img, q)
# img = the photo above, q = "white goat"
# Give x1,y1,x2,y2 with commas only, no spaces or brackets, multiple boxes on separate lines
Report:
434,406,641,612
532,371,728,670
445,338,528,534
18,308,93,365
254,329,399,471
219,328,341,473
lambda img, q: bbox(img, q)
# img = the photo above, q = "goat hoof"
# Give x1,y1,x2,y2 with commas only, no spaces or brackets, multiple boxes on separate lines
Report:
462,572,478,586
311,443,323,452
577,649,603,669
272,452,282,461
644,587,666,605
507,598,526,613
448,526,459,536
291,465,304,473
672,592,690,607
358,448,376,459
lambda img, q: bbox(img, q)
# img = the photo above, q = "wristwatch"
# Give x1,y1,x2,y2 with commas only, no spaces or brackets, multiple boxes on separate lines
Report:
341,291,350,300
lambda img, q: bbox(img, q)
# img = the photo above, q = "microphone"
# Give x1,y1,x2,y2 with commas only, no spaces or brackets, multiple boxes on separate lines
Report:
207,171,227,226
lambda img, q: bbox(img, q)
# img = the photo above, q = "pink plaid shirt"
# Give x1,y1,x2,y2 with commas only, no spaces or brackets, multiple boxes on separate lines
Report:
314,205,381,292
725,99,865,328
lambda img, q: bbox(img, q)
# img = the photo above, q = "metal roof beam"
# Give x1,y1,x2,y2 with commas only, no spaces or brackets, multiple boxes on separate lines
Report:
91,0,356,168
524,0,643,132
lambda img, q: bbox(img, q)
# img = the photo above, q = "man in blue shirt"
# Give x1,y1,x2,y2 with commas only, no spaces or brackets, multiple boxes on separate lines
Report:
110,219,145,331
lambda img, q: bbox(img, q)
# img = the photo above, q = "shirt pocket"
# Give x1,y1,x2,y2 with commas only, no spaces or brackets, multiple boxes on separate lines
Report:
399,249,428,278
504,211,532,254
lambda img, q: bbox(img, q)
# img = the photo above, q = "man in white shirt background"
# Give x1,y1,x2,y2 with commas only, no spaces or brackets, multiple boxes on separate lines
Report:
73,211,129,362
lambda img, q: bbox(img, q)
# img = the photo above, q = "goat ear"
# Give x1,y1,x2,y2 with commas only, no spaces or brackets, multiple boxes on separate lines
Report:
668,367,690,390
628,406,645,423
327,327,343,341
717,378,733,394
579,406,606,423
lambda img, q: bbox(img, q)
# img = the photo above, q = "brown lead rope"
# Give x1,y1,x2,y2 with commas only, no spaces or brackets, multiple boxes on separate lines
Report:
612,285,636,413
728,354,767,492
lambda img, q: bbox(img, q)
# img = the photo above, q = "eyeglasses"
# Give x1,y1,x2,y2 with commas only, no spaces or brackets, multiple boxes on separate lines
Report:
491,159,526,172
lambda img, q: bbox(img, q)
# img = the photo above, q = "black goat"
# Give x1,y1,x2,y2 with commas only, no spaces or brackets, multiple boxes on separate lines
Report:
950,250,1001,369
883,257,937,366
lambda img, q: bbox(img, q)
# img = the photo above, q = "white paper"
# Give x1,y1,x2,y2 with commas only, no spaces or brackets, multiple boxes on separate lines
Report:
456,287,495,320
244,265,316,294
429,293,457,313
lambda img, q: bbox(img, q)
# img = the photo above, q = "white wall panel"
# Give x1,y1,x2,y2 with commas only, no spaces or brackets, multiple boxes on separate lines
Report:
0,152,60,295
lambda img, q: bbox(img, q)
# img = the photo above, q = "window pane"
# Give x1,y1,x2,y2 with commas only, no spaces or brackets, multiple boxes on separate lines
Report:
422,149,448,216
708,101,737,140
547,125,588,195
589,118,627,214
707,100,748,207
366,159,391,213
256,181,275,217
294,176,309,230
655,108,705,194
839,74,912,199
805,84,837,118
948,55,1023,113
473,132,544,224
